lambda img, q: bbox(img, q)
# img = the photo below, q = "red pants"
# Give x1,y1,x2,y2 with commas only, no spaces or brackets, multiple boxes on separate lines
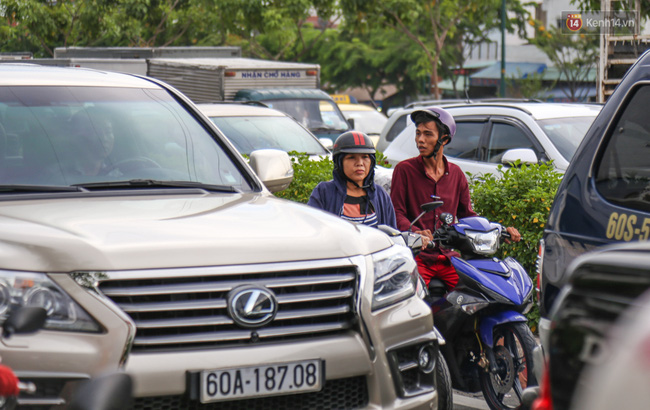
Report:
416,254,458,290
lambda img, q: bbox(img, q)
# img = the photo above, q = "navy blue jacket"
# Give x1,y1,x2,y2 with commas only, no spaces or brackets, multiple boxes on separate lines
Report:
307,171,397,229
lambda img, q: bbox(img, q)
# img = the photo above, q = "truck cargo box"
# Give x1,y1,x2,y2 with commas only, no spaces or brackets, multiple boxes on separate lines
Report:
146,58,320,103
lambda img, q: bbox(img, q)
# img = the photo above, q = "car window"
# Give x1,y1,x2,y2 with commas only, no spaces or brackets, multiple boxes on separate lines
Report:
266,100,348,131
386,114,410,143
0,86,251,190
445,122,483,160
344,110,387,135
537,116,597,162
595,85,650,213
210,116,329,156
486,122,537,163
318,101,350,131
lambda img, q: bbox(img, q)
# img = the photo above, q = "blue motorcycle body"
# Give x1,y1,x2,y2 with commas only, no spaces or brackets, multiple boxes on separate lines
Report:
428,215,536,399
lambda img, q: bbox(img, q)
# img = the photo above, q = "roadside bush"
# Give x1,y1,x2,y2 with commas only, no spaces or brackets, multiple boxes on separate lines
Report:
274,153,333,203
468,161,563,330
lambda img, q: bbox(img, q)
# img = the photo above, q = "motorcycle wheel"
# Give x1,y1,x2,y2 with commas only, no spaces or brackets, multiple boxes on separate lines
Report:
435,349,453,410
479,322,537,410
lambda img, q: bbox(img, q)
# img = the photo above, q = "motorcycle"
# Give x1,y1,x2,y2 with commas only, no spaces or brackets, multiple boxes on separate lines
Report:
382,201,537,410
0,307,132,410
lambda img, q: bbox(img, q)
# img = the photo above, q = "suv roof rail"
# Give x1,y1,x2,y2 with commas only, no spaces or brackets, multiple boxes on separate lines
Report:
405,99,469,108
475,98,543,103
405,97,542,109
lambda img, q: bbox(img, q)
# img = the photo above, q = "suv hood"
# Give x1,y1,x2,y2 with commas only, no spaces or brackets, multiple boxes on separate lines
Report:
0,193,392,272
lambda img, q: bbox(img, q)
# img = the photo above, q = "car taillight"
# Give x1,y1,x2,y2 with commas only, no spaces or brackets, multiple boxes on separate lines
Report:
532,359,553,410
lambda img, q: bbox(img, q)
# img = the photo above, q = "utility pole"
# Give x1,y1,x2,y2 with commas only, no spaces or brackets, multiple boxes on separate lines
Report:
500,0,506,97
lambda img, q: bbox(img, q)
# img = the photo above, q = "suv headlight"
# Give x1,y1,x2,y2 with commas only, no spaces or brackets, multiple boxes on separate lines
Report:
0,271,101,332
465,229,500,255
372,245,418,311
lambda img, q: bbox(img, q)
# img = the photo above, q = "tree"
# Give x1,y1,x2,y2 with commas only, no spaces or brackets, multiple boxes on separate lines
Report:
0,0,215,56
528,21,598,102
301,25,427,104
214,0,339,61
340,0,528,99
574,0,650,21
506,71,553,100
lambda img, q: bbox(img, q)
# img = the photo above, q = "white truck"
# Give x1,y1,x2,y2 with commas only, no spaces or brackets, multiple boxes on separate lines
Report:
146,57,320,103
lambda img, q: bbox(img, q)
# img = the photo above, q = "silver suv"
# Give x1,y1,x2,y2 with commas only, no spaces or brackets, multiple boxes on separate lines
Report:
379,101,602,175
0,64,438,409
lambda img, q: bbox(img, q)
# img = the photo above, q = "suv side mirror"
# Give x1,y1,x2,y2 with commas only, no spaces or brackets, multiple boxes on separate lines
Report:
249,149,294,193
347,118,355,129
501,148,538,165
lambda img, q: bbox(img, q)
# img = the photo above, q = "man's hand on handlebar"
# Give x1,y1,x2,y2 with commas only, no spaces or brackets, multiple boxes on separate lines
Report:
504,226,521,244
415,229,433,250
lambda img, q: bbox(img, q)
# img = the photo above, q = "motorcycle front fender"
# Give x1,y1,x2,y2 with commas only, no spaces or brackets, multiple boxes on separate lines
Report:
479,310,528,348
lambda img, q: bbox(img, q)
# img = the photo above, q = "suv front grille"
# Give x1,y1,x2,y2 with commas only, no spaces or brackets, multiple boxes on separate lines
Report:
97,261,359,352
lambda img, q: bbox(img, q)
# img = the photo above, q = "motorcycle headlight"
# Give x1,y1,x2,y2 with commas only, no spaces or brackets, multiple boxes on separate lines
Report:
465,229,500,255
0,271,101,332
372,245,418,311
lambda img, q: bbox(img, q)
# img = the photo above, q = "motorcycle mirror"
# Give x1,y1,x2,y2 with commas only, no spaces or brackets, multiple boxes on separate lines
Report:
2,306,47,339
421,201,443,213
440,212,454,226
409,201,444,231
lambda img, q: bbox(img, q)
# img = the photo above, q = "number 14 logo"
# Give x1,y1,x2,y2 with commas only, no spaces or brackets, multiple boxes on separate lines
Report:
566,14,583,32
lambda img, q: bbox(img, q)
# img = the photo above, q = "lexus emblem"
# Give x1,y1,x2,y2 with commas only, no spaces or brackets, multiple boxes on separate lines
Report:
227,285,278,328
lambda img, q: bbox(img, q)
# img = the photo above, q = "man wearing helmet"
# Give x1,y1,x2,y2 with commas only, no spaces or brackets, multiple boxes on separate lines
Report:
308,131,396,228
390,106,521,290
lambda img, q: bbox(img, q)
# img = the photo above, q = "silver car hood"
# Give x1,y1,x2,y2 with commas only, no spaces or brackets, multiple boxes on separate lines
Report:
0,193,393,272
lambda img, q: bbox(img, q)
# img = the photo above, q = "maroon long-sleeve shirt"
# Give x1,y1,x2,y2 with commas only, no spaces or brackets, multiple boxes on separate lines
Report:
390,155,477,265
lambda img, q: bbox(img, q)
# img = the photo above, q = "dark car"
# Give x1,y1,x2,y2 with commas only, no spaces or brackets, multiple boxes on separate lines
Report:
538,49,650,340
534,241,650,409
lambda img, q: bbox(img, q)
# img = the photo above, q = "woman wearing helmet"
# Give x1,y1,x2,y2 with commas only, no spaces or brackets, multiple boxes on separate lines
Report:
308,131,396,228
390,106,520,290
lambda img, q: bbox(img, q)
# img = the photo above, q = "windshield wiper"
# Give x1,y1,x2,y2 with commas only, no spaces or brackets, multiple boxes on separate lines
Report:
0,185,88,193
73,180,241,193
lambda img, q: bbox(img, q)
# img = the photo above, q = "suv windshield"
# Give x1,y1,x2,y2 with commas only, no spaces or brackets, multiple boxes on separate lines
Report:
0,86,251,191
209,115,329,156
264,99,349,132
537,116,597,161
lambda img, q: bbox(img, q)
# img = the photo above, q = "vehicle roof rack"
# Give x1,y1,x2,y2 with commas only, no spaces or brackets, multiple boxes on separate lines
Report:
405,98,542,109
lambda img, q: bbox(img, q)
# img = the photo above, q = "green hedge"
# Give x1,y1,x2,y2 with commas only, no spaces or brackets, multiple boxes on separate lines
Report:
274,153,333,203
